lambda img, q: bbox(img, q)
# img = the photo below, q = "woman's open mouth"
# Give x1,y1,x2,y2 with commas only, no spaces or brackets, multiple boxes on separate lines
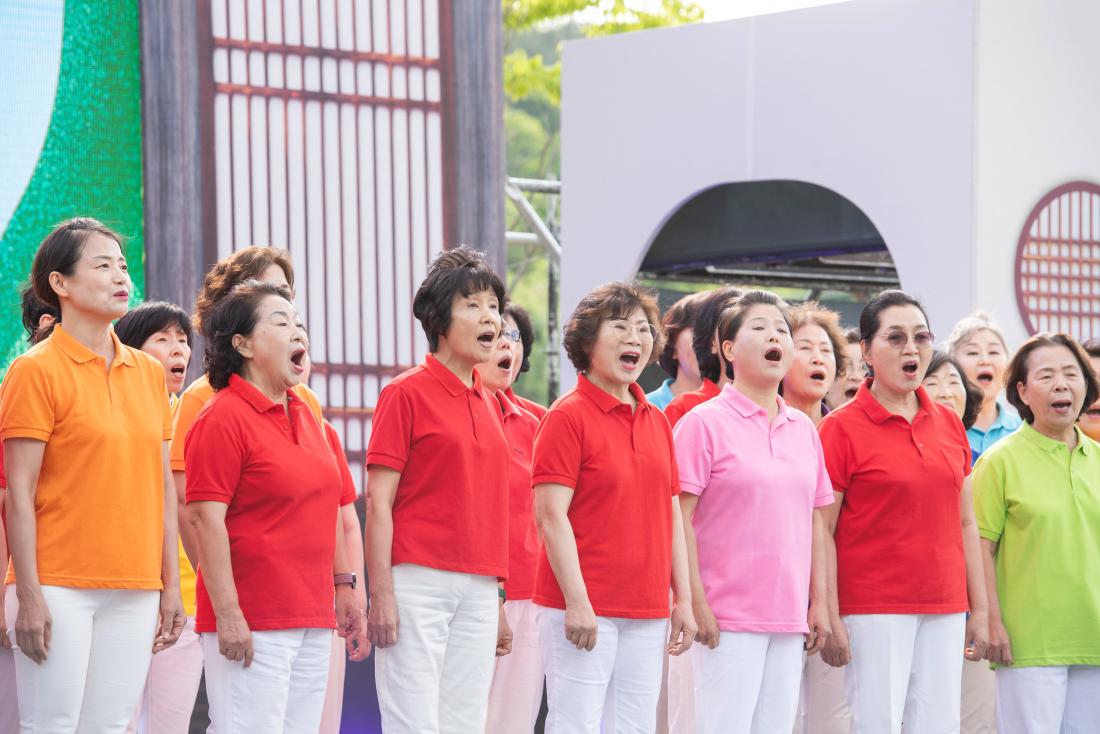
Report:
169,364,187,379
497,355,513,372
764,346,783,363
809,368,827,383
290,347,307,372
844,387,858,399
1051,398,1074,414
477,331,496,349
901,360,920,376
976,369,995,387
619,351,641,370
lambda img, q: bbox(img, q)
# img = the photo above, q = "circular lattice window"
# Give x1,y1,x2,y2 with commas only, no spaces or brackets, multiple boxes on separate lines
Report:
1015,181,1100,341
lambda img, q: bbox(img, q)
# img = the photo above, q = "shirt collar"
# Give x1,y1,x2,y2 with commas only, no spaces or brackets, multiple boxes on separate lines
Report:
496,388,522,419
854,377,934,424
577,373,648,413
989,400,1022,431
424,353,485,398
50,323,134,367
719,383,793,422
227,373,303,414
1018,420,1092,455
700,378,720,399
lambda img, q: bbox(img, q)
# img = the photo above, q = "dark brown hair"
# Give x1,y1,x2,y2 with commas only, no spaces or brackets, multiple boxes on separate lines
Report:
788,302,847,378
926,350,983,430
203,281,294,390
21,285,58,344
412,247,506,352
563,282,663,372
115,301,194,350
1005,333,1100,424
716,290,791,380
691,286,743,382
1082,339,1100,361
859,289,929,343
30,218,123,340
504,302,536,374
657,291,704,378
193,246,294,333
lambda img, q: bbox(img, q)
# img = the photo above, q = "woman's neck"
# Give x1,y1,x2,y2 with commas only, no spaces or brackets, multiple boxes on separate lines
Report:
59,309,115,363
1032,419,1078,449
586,371,635,407
785,391,824,426
670,372,701,397
974,397,1000,431
869,378,919,420
240,365,289,406
432,346,476,387
733,377,780,421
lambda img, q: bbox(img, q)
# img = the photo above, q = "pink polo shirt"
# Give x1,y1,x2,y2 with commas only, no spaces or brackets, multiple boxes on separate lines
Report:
673,384,834,633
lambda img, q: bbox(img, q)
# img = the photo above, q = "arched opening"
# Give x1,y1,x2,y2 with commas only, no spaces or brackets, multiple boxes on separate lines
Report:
636,179,898,390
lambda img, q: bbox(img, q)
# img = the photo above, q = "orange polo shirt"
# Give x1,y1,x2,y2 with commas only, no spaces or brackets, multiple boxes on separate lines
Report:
1,324,172,588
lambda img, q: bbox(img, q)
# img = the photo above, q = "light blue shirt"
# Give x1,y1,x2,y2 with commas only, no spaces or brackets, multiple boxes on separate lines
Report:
646,378,676,411
967,399,1022,459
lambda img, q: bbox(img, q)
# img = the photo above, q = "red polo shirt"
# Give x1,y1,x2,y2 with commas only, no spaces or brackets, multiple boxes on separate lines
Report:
185,375,342,632
323,420,358,506
366,354,510,578
532,375,679,619
497,390,540,601
664,378,721,428
506,387,548,422
819,379,971,615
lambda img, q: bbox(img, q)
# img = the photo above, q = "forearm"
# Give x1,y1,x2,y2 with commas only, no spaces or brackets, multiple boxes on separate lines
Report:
8,487,41,599
365,499,395,597
191,510,241,617
160,462,181,590
333,512,353,574
174,471,200,573
538,513,589,605
670,500,692,604
341,504,367,607
980,541,1004,623
810,510,828,605
962,520,989,616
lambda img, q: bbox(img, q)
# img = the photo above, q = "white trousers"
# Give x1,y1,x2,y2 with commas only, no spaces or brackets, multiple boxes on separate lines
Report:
1,637,18,734
486,599,544,734
692,631,804,734
127,617,204,734
318,631,347,734
664,648,695,733
5,585,159,734
202,627,332,734
961,657,996,734
843,613,965,734
374,564,498,733
537,606,666,734
995,665,1100,734
797,650,852,734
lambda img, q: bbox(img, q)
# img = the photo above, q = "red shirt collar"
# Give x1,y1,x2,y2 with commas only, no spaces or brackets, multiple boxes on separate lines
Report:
576,373,648,413
227,373,304,414
853,377,934,424
424,353,485,398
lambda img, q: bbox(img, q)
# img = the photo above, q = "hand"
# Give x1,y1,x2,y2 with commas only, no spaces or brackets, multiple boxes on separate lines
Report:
153,588,186,654
345,591,371,662
820,615,851,668
964,611,989,662
0,587,11,651
14,588,51,664
692,598,720,649
985,616,1012,666
216,609,254,667
564,599,598,651
667,600,697,656
804,602,832,655
496,603,513,657
335,586,369,660
367,590,399,649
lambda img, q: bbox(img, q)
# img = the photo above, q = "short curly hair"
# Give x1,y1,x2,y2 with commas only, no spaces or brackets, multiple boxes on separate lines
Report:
563,282,663,373
1005,333,1100,424
788,302,848,378
193,247,294,333
203,281,294,390
412,247,506,352
504,302,536,374
657,291,705,378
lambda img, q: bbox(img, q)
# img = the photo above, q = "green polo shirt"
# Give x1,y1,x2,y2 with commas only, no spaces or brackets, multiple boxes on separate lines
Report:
973,422,1100,668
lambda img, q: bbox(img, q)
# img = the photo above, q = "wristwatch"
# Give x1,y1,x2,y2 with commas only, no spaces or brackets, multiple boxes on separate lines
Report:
334,572,357,589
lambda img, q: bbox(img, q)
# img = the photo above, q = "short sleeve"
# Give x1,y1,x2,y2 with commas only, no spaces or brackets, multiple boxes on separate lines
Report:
365,384,414,473
818,415,853,494
810,429,835,508
532,407,582,489
324,420,358,506
0,357,55,442
972,452,1006,543
672,411,713,496
170,389,207,471
184,411,247,504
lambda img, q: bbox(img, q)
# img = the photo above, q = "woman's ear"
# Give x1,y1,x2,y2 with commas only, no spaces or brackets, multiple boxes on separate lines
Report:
232,333,252,359
48,271,68,300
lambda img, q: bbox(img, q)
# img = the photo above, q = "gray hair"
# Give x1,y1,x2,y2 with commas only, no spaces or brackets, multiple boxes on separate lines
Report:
944,311,1008,357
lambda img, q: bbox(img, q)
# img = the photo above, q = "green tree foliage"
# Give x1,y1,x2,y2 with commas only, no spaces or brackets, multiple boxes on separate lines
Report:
501,0,703,404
